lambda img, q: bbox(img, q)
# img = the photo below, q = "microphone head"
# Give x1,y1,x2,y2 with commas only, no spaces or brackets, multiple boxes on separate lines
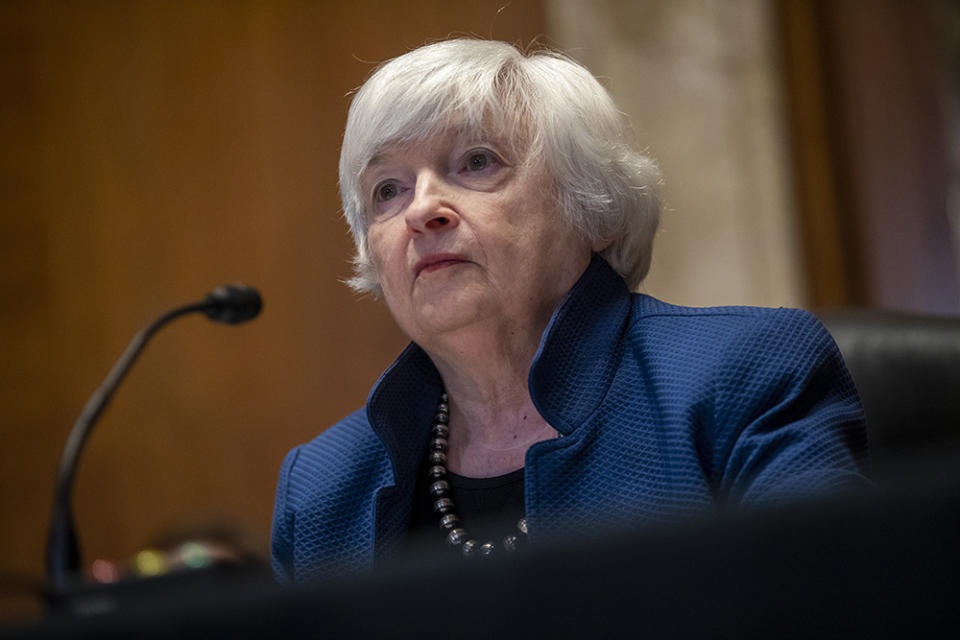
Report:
204,284,263,324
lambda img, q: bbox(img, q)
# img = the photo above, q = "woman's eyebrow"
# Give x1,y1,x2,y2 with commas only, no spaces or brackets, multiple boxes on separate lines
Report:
365,152,390,170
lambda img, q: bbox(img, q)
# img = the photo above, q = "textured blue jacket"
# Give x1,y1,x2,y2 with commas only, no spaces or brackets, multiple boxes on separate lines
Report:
272,255,868,582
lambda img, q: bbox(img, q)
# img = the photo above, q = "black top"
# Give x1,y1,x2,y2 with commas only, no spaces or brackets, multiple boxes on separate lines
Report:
406,452,525,556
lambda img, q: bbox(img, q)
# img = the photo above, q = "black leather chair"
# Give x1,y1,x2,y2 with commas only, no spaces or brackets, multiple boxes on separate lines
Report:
818,309,960,471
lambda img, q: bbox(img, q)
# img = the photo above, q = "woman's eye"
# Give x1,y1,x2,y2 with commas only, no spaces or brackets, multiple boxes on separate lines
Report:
463,149,498,173
467,152,489,171
374,181,399,202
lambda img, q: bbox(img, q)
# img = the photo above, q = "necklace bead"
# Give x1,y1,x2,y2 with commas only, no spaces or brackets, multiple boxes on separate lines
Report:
429,480,450,498
433,498,454,514
447,528,467,546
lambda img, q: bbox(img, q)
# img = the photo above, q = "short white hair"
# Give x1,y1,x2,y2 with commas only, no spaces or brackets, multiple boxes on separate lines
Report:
339,38,661,293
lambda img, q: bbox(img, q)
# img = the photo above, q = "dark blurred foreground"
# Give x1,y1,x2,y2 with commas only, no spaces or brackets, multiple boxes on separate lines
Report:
4,451,959,639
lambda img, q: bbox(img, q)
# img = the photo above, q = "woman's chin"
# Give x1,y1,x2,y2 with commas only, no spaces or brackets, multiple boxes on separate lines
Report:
412,303,487,338
406,287,496,341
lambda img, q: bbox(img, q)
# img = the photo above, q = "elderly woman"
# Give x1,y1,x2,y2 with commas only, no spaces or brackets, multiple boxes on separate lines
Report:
271,39,868,582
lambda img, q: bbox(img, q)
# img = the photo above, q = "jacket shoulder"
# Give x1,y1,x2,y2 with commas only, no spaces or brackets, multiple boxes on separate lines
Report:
627,296,845,406
630,295,831,353
283,408,387,495
634,293,814,321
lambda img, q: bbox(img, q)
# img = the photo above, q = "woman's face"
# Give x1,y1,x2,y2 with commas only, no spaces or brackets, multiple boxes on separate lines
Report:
362,129,592,347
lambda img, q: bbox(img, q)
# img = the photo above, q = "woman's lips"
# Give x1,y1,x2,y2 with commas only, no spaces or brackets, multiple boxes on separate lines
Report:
414,254,467,276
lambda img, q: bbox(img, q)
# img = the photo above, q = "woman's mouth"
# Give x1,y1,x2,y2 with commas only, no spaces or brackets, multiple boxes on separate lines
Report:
414,255,467,277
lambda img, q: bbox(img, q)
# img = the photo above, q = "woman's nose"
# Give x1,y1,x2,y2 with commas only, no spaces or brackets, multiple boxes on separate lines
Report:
404,172,459,233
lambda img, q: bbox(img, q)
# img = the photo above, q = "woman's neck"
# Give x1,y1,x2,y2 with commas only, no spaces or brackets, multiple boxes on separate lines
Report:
425,322,558,477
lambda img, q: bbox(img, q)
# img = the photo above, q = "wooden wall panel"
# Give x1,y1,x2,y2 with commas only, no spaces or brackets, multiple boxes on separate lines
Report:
777,0,860,307
0,0,545,618
824,0,959,313
778,0,960,312
546,0,807,309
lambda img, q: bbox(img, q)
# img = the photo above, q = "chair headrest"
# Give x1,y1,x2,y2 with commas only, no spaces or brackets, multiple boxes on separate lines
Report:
817,309,960,464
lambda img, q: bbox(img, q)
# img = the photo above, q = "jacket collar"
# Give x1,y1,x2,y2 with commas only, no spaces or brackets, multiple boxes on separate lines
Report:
366,254,633,483
366,342,442,493
529,253,633,434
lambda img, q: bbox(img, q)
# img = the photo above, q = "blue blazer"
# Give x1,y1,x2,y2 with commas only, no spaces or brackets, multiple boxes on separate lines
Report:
272,255,869,582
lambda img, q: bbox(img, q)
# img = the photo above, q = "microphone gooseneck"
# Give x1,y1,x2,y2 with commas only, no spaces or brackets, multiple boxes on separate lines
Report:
45,284,262,590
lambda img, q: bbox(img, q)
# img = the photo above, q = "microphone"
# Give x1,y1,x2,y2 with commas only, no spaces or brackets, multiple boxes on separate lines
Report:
204,284,263,324
45,284,263,591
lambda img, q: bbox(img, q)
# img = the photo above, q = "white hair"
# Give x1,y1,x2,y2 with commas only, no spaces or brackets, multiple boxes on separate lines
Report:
339,38,661,293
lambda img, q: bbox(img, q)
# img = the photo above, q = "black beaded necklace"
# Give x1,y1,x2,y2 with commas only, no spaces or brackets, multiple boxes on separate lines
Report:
427,392,528,558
